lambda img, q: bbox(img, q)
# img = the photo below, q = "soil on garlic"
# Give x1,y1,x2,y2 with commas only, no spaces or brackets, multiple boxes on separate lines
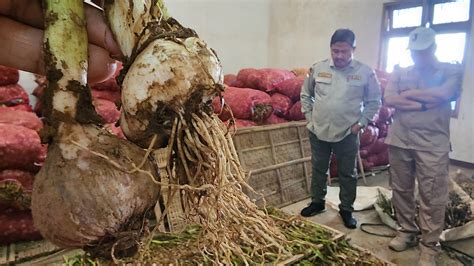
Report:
32,124,160,253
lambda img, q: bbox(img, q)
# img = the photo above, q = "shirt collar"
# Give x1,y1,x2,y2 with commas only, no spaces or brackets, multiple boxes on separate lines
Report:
329,59,355,69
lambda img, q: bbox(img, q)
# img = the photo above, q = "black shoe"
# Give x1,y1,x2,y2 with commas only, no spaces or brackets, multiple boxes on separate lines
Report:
339,210,357,229
300,201,326,217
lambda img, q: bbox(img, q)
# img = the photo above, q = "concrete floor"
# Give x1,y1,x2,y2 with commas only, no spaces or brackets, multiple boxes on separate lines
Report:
281,165,474,266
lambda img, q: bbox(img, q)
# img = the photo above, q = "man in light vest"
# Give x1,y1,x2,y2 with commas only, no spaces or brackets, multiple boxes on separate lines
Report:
300,29,381,229
384,27,463,265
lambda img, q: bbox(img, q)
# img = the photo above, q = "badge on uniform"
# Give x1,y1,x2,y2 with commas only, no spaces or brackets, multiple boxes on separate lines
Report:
318,72,332,78
347,75,361,82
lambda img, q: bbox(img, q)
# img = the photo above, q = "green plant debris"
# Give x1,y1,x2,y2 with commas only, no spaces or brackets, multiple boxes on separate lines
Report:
376,190,396,221
445,192,472,229
64,209,387,265
376,189,472,230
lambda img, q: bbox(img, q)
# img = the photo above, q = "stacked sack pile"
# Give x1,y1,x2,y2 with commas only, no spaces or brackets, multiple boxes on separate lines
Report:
213,68,309,128
218,67,394,173
359,70,393,171
0,65,45,245
358,105,394,171
0,63,124,246
329,70,394,177
33,63,124,139
89,63,124,138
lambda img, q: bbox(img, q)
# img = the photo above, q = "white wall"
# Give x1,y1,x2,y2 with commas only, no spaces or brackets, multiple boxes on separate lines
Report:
267,0,391,70
167,0,394,72
166,0,271,74
450,21,474,163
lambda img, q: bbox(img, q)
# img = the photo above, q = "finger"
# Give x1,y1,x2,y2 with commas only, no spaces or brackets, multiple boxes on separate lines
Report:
0,16,43,75
0,16,117,84
0,0,43,28
87,44,118,83
84,4,123,58
0,0,123,58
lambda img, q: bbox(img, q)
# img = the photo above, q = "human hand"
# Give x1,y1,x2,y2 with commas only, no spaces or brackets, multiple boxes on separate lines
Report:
400,89,415,97
401,90,440,111
0,0,123,84
400,89,429,101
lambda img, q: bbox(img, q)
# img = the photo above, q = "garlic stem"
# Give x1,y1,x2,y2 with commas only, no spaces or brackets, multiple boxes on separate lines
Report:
43,0,87,119
43,0,101,126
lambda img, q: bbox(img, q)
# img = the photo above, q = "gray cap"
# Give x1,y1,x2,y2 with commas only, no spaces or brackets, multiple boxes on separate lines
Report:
407,27,436,50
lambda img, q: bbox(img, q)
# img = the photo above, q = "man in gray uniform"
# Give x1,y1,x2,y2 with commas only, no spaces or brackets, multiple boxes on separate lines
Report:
384,27,463,265
300,29,381,229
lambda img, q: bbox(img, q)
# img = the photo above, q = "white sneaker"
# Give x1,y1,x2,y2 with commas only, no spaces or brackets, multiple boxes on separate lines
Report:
389,231,419,252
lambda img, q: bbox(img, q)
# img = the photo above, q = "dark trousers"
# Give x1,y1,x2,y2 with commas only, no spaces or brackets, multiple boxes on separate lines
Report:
309,131,359,212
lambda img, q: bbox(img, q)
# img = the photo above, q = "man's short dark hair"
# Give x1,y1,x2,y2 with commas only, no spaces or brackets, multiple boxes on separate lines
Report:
330,29,356,47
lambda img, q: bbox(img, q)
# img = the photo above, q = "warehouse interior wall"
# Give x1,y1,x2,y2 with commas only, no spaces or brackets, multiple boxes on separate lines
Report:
266,0,391,70
450,21,474,164
167,0,272,75
167,0,391,74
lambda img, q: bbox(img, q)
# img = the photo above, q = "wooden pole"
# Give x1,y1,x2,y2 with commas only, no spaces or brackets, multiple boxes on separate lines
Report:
357,150,367,185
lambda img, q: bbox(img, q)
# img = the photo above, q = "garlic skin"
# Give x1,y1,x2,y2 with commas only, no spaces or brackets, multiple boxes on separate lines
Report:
32,123,160,248
120,37,223,148
104,0,151,58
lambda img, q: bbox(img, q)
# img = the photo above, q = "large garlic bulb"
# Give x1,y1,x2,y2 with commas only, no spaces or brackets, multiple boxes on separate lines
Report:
120,37,223,148
32,123,160,247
